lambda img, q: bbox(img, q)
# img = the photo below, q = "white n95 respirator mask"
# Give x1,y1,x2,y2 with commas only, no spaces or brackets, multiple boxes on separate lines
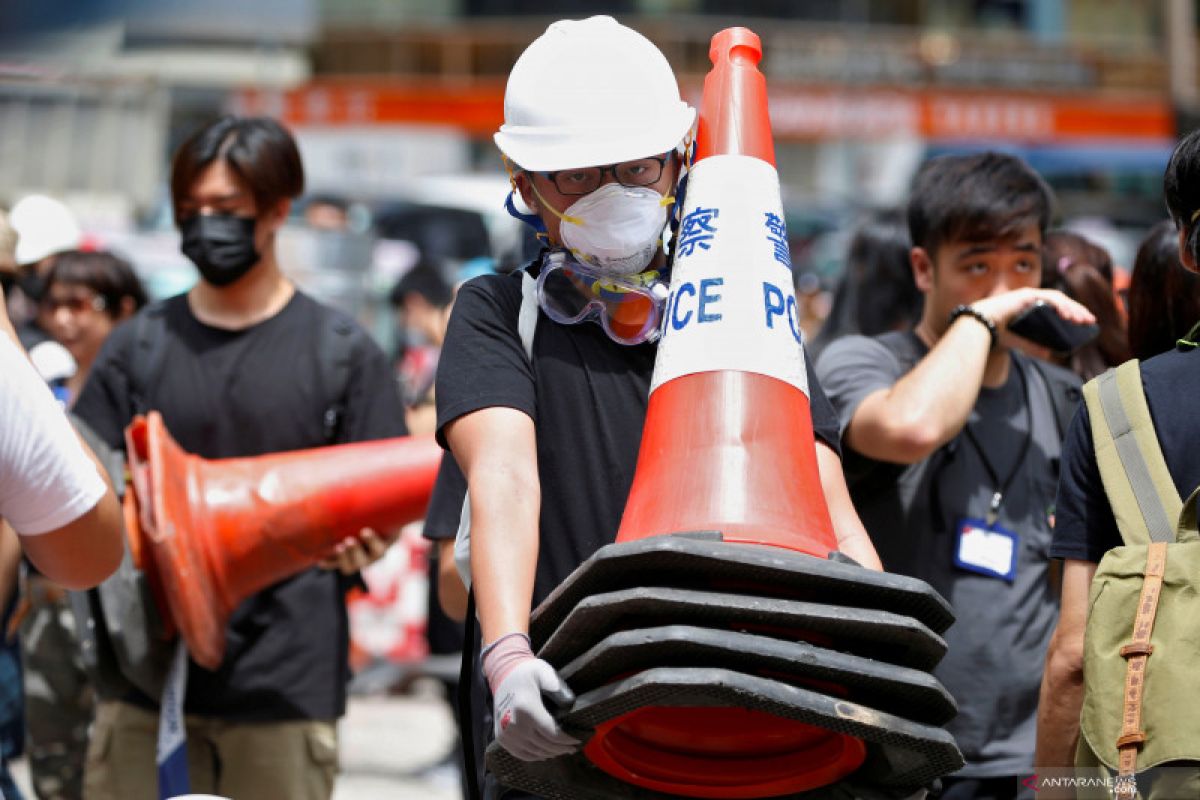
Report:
550,183,672,277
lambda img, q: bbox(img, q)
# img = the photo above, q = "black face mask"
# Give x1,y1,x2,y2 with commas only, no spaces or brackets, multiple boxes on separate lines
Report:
179,213,260,287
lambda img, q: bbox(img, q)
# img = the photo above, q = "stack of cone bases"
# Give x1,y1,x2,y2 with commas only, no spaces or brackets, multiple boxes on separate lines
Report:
487,27,964,800
121,411,443,671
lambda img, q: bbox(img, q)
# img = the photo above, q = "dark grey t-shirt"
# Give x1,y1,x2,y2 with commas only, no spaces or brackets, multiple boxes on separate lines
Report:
816,332,1078,778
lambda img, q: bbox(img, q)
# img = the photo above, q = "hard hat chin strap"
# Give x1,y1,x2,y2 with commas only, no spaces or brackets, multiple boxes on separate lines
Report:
502,155,549,240
504,190,549,239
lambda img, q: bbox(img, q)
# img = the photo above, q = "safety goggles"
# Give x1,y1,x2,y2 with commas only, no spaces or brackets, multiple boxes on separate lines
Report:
536,252,668,345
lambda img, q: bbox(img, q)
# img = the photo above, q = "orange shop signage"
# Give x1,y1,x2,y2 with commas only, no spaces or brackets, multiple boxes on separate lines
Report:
234,83,1173,143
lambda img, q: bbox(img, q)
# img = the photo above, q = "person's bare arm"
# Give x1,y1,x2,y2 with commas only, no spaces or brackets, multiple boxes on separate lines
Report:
847,288,1092,465
19,478,123,590
0,522,20,607
846,317,992,464
445,406,539,644
1,291,124,589
1035,558,1096,771
437,538,469,622
815,441,882,570
0,282,18,348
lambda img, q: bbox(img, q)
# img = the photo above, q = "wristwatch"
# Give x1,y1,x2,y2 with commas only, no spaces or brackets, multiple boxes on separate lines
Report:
948,304,998,349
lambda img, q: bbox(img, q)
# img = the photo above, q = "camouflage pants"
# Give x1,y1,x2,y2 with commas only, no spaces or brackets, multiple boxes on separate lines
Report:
20,579,92,800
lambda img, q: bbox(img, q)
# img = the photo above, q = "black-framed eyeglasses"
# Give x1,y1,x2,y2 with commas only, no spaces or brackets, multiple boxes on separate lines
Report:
541,154,671,196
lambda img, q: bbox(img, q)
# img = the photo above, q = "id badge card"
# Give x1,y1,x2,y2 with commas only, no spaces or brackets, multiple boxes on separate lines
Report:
953,517,1018,582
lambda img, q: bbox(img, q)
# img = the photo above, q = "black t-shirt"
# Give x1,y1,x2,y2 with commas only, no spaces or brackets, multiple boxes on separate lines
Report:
421,453,468,656
435,265,842,607
1053,346,1200,562
74,291,406,721
423,452,468,542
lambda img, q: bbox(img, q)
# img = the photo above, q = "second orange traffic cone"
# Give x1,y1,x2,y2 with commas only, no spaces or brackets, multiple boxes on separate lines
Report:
123,412,443,669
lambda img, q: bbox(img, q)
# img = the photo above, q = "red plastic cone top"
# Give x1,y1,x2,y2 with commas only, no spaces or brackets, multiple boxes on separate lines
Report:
616,26,836,559
123,412,443,670
693,27,775,165
597,29,865,798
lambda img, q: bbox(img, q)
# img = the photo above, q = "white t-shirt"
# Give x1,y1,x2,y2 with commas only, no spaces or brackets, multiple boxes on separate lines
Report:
0,334,106,535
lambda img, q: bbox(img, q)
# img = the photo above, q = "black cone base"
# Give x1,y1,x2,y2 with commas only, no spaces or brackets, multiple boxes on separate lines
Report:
537,586,946,671
558,626,956,726
529,538,953,646
487,667,965,800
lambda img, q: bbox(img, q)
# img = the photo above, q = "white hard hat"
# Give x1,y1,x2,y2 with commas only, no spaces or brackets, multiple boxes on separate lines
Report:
10,194,83,266
28,340,76,384
494,16,695,172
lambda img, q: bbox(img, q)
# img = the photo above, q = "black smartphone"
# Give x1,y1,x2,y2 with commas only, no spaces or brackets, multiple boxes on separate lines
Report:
1007,301,1099,353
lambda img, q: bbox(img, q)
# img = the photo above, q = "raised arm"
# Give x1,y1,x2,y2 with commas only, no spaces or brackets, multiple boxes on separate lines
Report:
845,315,993,464
847,287,1091,465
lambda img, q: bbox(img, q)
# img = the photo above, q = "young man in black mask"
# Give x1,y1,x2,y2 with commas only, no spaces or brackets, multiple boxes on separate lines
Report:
74,116,407,799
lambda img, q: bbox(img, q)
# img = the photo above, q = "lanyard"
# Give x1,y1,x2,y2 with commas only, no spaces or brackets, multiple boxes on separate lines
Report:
961,356,1033,527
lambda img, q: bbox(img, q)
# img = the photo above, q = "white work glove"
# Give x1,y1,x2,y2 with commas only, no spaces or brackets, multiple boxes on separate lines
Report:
482,632,580,761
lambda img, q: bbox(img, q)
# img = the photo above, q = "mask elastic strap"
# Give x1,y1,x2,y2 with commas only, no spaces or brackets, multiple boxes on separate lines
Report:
528,181,584,227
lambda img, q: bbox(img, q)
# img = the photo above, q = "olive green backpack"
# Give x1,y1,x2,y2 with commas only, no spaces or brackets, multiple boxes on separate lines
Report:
1077,360,1200,800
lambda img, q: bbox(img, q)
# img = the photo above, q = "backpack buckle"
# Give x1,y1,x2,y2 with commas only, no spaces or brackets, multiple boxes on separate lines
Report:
1119,642,1154,658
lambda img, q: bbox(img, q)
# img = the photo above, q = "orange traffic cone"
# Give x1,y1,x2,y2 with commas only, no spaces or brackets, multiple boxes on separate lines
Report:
123,411,443,670
616,26,835,558
582,27,866,796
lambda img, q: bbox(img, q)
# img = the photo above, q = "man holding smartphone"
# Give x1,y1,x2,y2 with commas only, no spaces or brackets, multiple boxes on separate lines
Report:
816,152,1092,800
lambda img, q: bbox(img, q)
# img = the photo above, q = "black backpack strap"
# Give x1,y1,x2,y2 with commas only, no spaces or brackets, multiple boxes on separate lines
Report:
1024,357,1082,443
128,301,171,416
314,310,357,444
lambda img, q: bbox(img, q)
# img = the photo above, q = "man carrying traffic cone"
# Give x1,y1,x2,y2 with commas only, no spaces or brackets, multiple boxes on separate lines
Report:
74,117,409,799
435,15,881,798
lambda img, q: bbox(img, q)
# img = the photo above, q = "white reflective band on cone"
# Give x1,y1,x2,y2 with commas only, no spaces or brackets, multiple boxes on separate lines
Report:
652,154,809,395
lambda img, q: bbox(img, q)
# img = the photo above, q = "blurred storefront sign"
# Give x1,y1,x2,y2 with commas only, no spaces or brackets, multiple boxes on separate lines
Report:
290,125,470,195
234,81,1174,145
765,89,1173,143
232,81,506,135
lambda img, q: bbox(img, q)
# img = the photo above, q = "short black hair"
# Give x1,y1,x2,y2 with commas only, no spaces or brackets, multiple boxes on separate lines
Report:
43,249,147,318
1164,128,1200,267
390,261,453,309
170,116,304,222
907,151,1054,256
